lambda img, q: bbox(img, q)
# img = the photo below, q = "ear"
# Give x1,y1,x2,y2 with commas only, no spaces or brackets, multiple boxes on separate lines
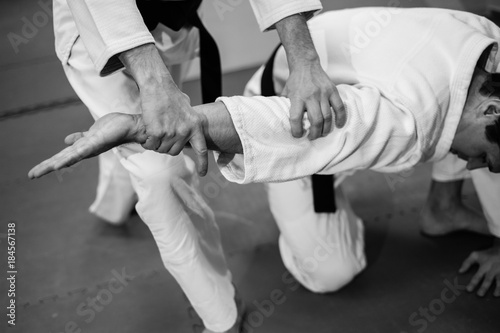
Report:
484,101,500,117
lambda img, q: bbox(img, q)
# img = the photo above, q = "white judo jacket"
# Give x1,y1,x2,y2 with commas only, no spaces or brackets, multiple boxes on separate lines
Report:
214,8,500,184
52,0,322,76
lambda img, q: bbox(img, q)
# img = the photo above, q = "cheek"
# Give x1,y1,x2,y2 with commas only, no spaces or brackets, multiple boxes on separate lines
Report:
466,157,487,170
464,129,488,156
459,141,480,157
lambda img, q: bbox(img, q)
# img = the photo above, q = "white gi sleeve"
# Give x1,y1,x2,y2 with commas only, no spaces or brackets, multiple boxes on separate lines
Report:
214,84,420,184
248,0,322,32
66,0,154,76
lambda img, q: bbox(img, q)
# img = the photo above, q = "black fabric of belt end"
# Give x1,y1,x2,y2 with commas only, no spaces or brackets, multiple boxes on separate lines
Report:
136,0,222,104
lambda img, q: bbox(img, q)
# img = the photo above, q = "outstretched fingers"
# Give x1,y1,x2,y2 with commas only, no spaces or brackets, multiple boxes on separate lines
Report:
65,132,85,145
28,132,90,179
330,91,346,129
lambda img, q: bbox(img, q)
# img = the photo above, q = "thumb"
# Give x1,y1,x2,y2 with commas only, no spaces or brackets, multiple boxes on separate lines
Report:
65,132,85,145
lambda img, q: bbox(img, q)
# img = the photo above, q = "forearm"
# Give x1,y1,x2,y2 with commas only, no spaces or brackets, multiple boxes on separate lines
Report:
248,0,322,32
119,43,173,88
275,14,319,70
195,103,243,154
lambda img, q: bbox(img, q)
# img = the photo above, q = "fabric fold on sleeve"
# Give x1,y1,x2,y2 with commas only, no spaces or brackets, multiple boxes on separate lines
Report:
214,85,420,184
249,0,322,32
67,0,154,76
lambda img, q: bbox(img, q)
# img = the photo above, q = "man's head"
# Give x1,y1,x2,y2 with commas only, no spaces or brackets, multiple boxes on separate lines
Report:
451,66,500,172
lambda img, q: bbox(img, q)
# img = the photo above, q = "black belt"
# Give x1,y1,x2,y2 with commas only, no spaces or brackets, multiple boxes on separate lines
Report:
136,0,222,103
261,45,336,213
188,13,222,103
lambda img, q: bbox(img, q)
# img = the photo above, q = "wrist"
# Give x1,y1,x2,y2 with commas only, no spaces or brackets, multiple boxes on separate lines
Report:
119,43,172,87
130,114,148,144
275,14,320,71
288,51,320,71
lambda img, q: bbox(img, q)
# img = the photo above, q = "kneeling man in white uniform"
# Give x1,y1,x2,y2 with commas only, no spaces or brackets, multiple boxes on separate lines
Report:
31,8,500,297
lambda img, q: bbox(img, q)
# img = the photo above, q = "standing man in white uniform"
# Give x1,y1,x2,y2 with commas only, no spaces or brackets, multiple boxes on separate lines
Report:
51,0,346,332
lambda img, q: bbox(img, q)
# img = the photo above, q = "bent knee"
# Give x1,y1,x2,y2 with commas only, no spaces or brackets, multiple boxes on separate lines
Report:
300,255,365,294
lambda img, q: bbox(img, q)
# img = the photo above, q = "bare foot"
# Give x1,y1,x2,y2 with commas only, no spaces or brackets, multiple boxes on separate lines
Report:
419,179,490,236
419,201,491,236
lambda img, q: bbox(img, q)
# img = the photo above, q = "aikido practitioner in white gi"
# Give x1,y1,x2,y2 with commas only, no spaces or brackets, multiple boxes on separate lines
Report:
51,0,346,332
35,7,500,300
244,8,500,298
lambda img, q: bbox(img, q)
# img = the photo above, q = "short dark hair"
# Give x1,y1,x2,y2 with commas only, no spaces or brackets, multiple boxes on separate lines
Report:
480,73,500,97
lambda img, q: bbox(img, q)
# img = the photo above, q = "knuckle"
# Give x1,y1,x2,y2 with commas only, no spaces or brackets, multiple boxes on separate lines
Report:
194,117,204,128
162,132,175,140
142,142,154,150
290,105,303,113
188,113,202,125
195,148,208,157
311,119,323,127
335,105,346,114
169,148,182,156
181,92,191,103
177,125,190,138
146,128,162,139
309,127,320,135
323,113,333,121
155,147,168,154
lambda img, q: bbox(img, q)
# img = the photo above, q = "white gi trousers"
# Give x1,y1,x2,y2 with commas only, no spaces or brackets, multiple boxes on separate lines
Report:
433,154,500,237
244,67,367,293
63,25,236,332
